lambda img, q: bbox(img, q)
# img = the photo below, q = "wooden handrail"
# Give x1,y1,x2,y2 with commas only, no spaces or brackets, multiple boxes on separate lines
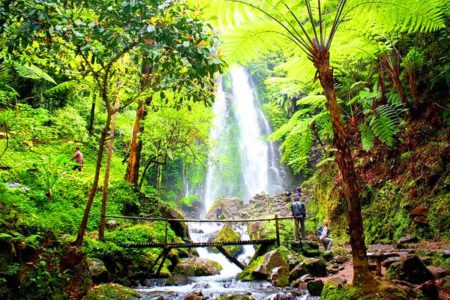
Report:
105,215,294,223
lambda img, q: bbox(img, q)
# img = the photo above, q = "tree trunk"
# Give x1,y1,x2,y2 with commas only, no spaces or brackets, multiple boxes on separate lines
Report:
88,96,96,136
125,96,153,188
98,100,119,241
381,54,409,106
75,111,111,246
312,48,372,285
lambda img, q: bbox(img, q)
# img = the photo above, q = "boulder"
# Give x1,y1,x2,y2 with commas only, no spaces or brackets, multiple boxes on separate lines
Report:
386,255,434,284
301,241,321,257
306,279,324,296
381,256,402,268
289,263,308,281
174,258,221,276
205,197,244,220
83,283,140,300
167,274,192,286
418,280,439,300
238,255,265,281
211,224,243,256
158,203,190,241
253,249,289,279
269,266,289,287
86,257,108,283
303,258,327,277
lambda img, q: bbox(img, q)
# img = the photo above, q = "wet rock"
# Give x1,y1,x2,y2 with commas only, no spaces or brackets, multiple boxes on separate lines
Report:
303,257,327,277
174,258,221,276
289,262,308,281
381,256,401,268
253,249,289,278
395,235,418,249
86,257,108,283
106,220,120,230
184,290,203,300
216,293,254,300
300,274,315,282
192,282,210,289
269,266,289,287
418,280,439,299
266,292,294,300
386,255,434,284
306,279,324,296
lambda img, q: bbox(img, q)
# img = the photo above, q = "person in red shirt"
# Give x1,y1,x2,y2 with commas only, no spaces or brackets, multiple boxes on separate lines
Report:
70,147,84,171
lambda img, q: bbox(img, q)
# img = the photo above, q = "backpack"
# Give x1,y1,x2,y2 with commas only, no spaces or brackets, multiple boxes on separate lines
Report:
316,225,324,237
317,225,330,238
292,201,306,218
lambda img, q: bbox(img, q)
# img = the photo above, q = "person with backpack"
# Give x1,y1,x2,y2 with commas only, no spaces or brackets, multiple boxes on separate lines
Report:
317,219,333,250
291,195,306,241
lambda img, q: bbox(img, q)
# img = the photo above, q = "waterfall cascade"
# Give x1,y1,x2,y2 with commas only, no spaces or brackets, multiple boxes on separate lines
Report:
202,65,289,212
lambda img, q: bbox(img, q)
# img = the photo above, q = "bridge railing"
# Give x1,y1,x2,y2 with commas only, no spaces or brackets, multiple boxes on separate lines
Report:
105,214,294,246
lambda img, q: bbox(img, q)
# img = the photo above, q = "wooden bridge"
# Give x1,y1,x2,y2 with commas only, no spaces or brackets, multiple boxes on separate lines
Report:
105,214,293,275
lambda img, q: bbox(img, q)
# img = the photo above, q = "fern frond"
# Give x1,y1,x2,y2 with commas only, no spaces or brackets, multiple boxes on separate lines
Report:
359,122,375,151
347,0,446,34
14,63,56,84
296,95,326,109
368,103,405,147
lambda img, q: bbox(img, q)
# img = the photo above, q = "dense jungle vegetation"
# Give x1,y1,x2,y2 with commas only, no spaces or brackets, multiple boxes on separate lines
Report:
0,0,449,299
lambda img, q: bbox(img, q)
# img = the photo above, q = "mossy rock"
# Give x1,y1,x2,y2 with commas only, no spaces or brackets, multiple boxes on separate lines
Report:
304,257,327,277
83,283,140,300
174,258,221,276
253,249,289,278
238,255,265,281
157,203,190,241
212,224,242,256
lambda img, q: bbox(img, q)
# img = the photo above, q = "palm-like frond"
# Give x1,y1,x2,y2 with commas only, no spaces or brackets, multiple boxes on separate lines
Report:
14,63,56,84
347,0,446,34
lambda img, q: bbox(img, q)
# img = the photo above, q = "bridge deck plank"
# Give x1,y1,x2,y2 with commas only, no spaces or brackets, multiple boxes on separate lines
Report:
120,239,276,248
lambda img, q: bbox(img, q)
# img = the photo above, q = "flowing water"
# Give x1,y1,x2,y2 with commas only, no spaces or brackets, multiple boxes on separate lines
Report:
137,66,305,299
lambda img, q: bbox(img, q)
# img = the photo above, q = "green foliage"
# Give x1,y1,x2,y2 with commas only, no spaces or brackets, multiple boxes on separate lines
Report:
270,95,332,174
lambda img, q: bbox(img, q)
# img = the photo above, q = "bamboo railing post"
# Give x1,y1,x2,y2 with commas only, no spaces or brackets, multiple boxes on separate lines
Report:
275,214,280,246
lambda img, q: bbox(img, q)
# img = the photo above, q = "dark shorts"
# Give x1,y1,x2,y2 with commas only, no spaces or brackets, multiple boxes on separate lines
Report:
73,164,82,171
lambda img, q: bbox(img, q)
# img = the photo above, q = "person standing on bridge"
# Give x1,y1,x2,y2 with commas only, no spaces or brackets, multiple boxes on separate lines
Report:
291,195,306,241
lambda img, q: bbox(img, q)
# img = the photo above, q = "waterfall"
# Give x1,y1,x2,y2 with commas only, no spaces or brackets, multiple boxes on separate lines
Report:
202,65,289,212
